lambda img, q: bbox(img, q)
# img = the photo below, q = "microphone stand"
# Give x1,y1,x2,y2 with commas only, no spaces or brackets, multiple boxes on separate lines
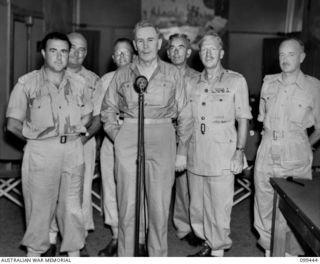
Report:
134,76,148,256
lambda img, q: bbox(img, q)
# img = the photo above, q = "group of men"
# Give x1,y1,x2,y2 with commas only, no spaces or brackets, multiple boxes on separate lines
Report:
6,19,320,257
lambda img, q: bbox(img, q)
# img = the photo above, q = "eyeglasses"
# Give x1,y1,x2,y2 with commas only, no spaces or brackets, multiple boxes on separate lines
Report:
114,50,131,58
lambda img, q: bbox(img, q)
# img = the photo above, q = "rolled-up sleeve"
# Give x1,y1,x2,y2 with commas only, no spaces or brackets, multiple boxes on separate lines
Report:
312,81,320,130
257,82,267,123
6,82,27,121
235,76,252,120
100,72,121,142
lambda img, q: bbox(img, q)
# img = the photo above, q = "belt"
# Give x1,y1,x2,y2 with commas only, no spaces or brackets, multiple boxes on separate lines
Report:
264,128,304,140
124,118,172,124
58,135,80,144
28,135,80,144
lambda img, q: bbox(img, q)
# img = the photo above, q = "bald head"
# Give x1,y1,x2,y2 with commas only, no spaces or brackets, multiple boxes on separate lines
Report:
67,32,88,71
68,32,87,47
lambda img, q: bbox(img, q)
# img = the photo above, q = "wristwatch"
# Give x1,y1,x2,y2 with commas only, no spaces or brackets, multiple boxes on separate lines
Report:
236,147,245,152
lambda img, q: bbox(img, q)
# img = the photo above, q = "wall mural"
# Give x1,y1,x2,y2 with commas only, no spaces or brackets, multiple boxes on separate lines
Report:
141,0,228,49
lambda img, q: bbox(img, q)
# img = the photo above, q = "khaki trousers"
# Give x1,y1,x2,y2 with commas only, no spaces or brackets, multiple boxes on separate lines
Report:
100,136,118,238
254,136,306,255
173,171,191,238
114,122,176,256
188,171,234,251
82,137,96,231
22,138,85,253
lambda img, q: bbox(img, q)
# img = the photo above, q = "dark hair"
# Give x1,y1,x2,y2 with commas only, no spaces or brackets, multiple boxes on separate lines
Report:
40,32,72,51
167,33,191,49
113,37,134,52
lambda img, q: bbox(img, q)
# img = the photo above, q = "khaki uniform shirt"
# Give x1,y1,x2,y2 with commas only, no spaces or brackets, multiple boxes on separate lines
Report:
100,58,192,155
180,65,200,99
6,67,92,139
77,66,100,116
94,71,115,116
187,67,252,176
257,71,320,176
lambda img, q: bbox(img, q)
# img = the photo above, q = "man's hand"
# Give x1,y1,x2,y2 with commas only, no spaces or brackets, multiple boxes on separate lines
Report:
80,135,89,145
230,150,244,175
175,154,187,172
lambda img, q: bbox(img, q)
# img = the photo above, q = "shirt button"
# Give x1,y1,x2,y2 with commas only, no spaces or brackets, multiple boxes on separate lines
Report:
201,116,205,120
202,102,206,106
219,98,223,102
204,89,208,93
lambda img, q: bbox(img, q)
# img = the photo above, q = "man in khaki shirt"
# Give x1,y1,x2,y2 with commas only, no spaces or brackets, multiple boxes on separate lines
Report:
100,21,192,256
184,32,252,257
97,38,134,257
254,38,320,257
6,32,92,257
46,32,100,257
166,33,202,246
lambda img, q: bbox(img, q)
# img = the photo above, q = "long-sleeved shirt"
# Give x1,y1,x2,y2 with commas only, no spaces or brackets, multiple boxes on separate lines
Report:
100,57,192,155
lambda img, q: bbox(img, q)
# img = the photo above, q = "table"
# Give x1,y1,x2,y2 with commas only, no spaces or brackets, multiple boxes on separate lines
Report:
270,174,320,256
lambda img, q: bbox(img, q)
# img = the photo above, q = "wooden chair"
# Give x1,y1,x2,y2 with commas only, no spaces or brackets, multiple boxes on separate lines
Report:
0,168,23,207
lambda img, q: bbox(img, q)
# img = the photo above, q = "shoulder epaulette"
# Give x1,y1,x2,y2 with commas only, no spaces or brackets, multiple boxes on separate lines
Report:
304,74,320,87
17,70,39,84
82,67,100,81
100,71,115,83
68,70,86,85
224,69,243,79
263,74,280,82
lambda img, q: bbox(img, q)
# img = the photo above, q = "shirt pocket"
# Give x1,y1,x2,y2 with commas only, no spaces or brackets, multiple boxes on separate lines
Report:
120,81,137,108
281,137,312,169
69,96,84,126
146,80,174,106
261,92,277,112
209,93,234,121
29,95,54,128
190,93,200,119
289,96,310,124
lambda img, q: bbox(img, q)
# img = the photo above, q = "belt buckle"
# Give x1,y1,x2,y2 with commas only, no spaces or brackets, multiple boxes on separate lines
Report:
273,131,277,140
60,136,67,144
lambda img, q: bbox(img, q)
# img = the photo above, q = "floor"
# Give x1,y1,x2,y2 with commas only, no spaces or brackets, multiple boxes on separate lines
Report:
0,179,264,257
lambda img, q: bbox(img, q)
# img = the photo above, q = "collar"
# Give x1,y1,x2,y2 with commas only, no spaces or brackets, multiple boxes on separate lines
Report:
130,56,165,78
199,65,225,83
279,70,306,90
40,66,68,89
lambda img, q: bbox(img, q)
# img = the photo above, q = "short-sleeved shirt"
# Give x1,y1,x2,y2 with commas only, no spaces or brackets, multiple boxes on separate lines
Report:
187,67,252,176
258,71,320,131
77,66,100,115
256,71,320,178
6,67,93,139
100,58,192,155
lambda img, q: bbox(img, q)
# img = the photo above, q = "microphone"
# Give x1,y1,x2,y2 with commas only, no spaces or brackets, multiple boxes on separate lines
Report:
134,76,148,94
